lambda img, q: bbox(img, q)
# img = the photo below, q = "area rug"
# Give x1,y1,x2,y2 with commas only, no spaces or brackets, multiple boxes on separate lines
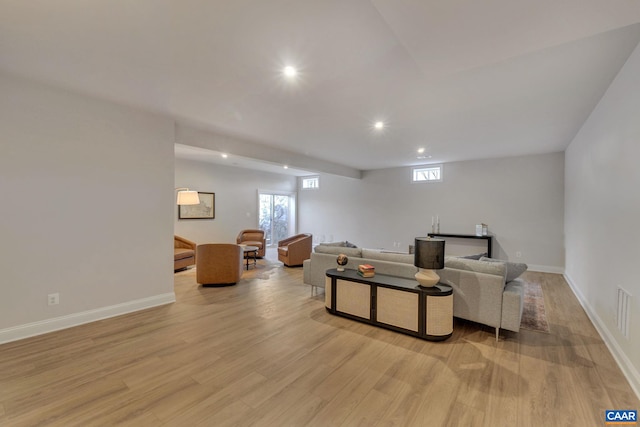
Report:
520,281,550,333
252,259,280,280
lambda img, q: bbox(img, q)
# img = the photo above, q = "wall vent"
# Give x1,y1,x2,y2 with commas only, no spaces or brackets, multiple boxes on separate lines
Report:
617,287,631,339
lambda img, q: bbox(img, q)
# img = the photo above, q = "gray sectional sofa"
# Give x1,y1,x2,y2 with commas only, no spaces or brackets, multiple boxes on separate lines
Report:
303,244,525,339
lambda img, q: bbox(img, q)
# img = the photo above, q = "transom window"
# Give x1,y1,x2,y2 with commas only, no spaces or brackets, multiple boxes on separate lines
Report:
301,176,320,189
412,165,442,183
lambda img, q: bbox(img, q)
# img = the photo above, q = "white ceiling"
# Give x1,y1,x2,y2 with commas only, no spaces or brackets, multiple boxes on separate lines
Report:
2,1,640,173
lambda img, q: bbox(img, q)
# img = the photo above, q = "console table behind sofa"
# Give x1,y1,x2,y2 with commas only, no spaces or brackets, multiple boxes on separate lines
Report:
325,269,453,341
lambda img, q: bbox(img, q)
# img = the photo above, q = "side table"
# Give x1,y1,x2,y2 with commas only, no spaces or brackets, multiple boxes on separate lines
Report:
239,245,258,270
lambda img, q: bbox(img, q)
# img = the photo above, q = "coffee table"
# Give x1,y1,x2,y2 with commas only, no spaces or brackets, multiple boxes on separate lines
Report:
240,245,258,270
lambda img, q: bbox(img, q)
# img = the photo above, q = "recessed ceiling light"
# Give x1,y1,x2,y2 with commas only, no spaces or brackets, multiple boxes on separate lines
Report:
374,121,384,130
221,153,228,159
417,148,425,154
283,165,289,169
283,66,297,78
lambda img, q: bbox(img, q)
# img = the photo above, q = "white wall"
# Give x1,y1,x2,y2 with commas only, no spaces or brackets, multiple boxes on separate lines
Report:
565,40,640,394
0,72,176,341
174,157,297,244
299,152,565,271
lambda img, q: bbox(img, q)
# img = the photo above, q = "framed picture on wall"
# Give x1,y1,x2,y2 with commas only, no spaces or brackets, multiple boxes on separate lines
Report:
178,192,215,219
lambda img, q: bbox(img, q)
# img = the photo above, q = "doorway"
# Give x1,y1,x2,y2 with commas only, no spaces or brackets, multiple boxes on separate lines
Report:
258,191,296,247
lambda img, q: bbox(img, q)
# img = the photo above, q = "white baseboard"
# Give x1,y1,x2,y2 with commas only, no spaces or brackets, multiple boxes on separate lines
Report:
528,264,565,274
563,273,640,400
0,293,176,345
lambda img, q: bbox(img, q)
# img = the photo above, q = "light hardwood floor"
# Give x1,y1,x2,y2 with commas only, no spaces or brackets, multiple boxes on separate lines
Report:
0,262,637,426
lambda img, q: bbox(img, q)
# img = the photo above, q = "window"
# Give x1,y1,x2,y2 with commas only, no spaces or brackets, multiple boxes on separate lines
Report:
258,191,296,246
301,175,319,189
412,165,442,183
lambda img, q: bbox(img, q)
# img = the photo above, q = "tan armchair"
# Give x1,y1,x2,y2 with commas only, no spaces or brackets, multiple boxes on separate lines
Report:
278,233,312,267
236,229,266,258
196,244,244,286
174,235,197,271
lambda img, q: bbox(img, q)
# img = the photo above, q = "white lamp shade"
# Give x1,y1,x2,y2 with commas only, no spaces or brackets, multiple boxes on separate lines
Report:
176,190,200,205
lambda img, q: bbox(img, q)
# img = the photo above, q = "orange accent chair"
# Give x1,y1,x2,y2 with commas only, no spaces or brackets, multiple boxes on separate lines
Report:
236,229,266,258
196,244,244,286
174,235,197,271
278,233,312,267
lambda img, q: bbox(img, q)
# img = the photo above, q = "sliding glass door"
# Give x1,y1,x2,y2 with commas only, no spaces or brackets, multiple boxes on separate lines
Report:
258,191,296,246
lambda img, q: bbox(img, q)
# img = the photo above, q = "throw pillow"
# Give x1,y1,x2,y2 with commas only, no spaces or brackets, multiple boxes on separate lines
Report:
345,241,358,248
479,256,528,282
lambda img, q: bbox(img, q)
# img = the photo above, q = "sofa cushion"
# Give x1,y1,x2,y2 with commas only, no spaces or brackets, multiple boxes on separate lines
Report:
321,241,346,247
480,257,528,282
318,240,358,248
445,256,507,278
458,252,488,260
174,248,195,261
361,248,414,265
314,245,362,257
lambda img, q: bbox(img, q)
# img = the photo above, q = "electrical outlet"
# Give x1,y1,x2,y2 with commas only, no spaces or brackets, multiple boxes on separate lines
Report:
515,251,522,258
48,293,59,306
